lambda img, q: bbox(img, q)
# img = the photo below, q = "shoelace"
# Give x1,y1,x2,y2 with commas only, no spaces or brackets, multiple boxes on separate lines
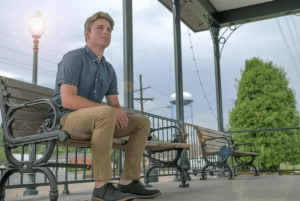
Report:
133,180,145,188
104,182,119,195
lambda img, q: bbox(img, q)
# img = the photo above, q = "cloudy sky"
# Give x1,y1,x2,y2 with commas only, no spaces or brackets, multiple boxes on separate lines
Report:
0,0,300,130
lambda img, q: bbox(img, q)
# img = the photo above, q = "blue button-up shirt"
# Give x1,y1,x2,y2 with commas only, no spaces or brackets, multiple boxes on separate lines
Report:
48,45,118,120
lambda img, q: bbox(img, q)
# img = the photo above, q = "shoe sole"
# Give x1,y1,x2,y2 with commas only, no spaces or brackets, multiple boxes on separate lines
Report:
91,196,135,201
130,192,162,199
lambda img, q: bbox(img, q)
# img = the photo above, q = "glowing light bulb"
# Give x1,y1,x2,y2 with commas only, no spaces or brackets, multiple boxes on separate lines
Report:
28,10,47,39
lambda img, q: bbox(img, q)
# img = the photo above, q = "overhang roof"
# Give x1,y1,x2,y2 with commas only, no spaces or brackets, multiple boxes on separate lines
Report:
158,0,300,32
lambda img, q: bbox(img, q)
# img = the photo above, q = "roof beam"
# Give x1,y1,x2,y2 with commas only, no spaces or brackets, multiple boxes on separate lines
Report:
213,0,300,26
186,0,219,27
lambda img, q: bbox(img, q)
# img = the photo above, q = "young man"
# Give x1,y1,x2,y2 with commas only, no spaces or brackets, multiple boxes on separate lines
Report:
50,11,161,201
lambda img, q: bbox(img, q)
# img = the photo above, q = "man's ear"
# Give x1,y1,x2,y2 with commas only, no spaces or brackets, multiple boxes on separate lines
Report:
85,30,90,40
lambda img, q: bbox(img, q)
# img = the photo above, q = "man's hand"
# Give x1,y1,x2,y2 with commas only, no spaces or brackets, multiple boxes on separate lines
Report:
105,95,128,129
114,107,129,129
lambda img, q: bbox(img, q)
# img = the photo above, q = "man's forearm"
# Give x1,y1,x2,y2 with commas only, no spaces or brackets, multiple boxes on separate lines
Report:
62,95,103,110
109,103,123,110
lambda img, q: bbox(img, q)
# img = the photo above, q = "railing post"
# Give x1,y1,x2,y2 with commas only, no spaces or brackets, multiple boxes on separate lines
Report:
63,147,69,194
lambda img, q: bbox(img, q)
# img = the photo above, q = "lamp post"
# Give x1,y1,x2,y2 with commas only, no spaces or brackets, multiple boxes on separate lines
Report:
28,10,47,84
23,10,46,196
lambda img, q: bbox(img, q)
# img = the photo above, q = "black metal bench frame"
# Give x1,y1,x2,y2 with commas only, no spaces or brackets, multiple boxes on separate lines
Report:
0,78,189,201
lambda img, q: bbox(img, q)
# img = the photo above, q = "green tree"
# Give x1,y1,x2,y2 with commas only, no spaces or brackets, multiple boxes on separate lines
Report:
229,57,300,169
0,126,7,166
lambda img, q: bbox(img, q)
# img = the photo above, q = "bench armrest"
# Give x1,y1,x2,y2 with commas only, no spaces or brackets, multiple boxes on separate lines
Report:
149,126,184,143
234,143,256,152
2,94,68,147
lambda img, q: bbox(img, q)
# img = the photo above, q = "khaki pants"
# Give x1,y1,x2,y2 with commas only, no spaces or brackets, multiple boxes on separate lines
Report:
60,106,150,181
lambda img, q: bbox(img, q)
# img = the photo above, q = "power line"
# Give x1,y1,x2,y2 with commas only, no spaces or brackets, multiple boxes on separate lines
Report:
276,18,300,79
187,28,217,120
285,17,300,63
0,45,58,64
0,60,56,76
0,56,57,74
291,16,300,52
150,86,172,98
0,31,65,55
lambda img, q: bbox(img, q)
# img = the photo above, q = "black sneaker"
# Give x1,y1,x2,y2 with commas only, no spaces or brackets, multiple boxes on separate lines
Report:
92,182,135,201
118,180,161,199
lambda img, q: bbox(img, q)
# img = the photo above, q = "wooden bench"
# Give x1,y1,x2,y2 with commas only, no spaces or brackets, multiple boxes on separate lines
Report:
194,126,259,180
0,76,190,201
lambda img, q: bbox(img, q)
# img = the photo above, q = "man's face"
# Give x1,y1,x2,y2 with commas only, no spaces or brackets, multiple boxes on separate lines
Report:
86,18,112,48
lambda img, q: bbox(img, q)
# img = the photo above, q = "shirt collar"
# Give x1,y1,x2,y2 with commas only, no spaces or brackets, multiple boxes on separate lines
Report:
84,45,106,64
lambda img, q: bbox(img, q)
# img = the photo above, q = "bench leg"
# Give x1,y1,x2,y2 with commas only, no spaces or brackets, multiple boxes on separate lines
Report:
144,165,159,188
172,164,189,188
252,165,259,176
33,167,58,201
0,168,19,201
234,157,259,177
233,165,239,176
224,164,234,180
200,165,209,180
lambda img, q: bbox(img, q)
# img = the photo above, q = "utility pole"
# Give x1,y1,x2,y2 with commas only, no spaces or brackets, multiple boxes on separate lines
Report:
134,75,153,112
139,75,144,112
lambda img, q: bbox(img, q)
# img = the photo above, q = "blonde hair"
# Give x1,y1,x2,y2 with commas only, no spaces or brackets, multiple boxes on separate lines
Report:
84,11,114,43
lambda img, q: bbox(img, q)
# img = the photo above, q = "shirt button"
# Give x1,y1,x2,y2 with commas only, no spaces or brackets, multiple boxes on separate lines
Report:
96,79,98,81
94,91,96,93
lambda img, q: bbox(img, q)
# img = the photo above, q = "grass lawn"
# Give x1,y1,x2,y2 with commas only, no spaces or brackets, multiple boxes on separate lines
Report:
280,164,300,170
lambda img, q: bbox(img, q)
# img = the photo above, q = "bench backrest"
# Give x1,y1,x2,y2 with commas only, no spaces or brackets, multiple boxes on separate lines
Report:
0,76,141,139
195,126,233,155
0,76,53,138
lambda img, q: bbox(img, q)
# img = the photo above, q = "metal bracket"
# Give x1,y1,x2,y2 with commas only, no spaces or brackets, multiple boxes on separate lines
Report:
204,15,243,58
172,0,193,22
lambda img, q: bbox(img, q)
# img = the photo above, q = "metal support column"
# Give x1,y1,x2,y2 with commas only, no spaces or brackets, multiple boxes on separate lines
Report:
123,0,134,109
172,0,190,182
121,0,134,177
211,27,224,132
24,38,39,196
172,0,184,129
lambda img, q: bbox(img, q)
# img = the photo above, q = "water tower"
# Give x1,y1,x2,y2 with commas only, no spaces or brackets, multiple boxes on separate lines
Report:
170,91,194,124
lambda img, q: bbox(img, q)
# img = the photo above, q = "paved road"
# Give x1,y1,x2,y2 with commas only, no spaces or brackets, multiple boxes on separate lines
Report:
5,175,300,201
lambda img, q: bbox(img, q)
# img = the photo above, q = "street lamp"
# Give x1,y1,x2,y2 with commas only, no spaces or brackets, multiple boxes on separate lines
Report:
24,10,46,197
28,10,47,84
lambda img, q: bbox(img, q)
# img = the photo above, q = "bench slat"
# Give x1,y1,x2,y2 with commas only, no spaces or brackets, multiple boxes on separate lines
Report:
54,138,190,151
196,126,231,137
6,87,52,101
13,110,47,123
2,77,54,96
234,150,259,156
12,120,41,131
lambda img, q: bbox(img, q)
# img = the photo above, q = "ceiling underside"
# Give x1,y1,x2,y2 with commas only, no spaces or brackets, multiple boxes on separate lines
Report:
209,0,274,12
158,0,300,32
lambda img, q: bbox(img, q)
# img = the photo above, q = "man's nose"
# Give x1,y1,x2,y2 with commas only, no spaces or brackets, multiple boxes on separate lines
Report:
103,30,109,35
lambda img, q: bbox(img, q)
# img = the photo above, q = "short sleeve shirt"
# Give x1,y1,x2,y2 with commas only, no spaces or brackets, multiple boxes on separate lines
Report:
48,45,118,119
